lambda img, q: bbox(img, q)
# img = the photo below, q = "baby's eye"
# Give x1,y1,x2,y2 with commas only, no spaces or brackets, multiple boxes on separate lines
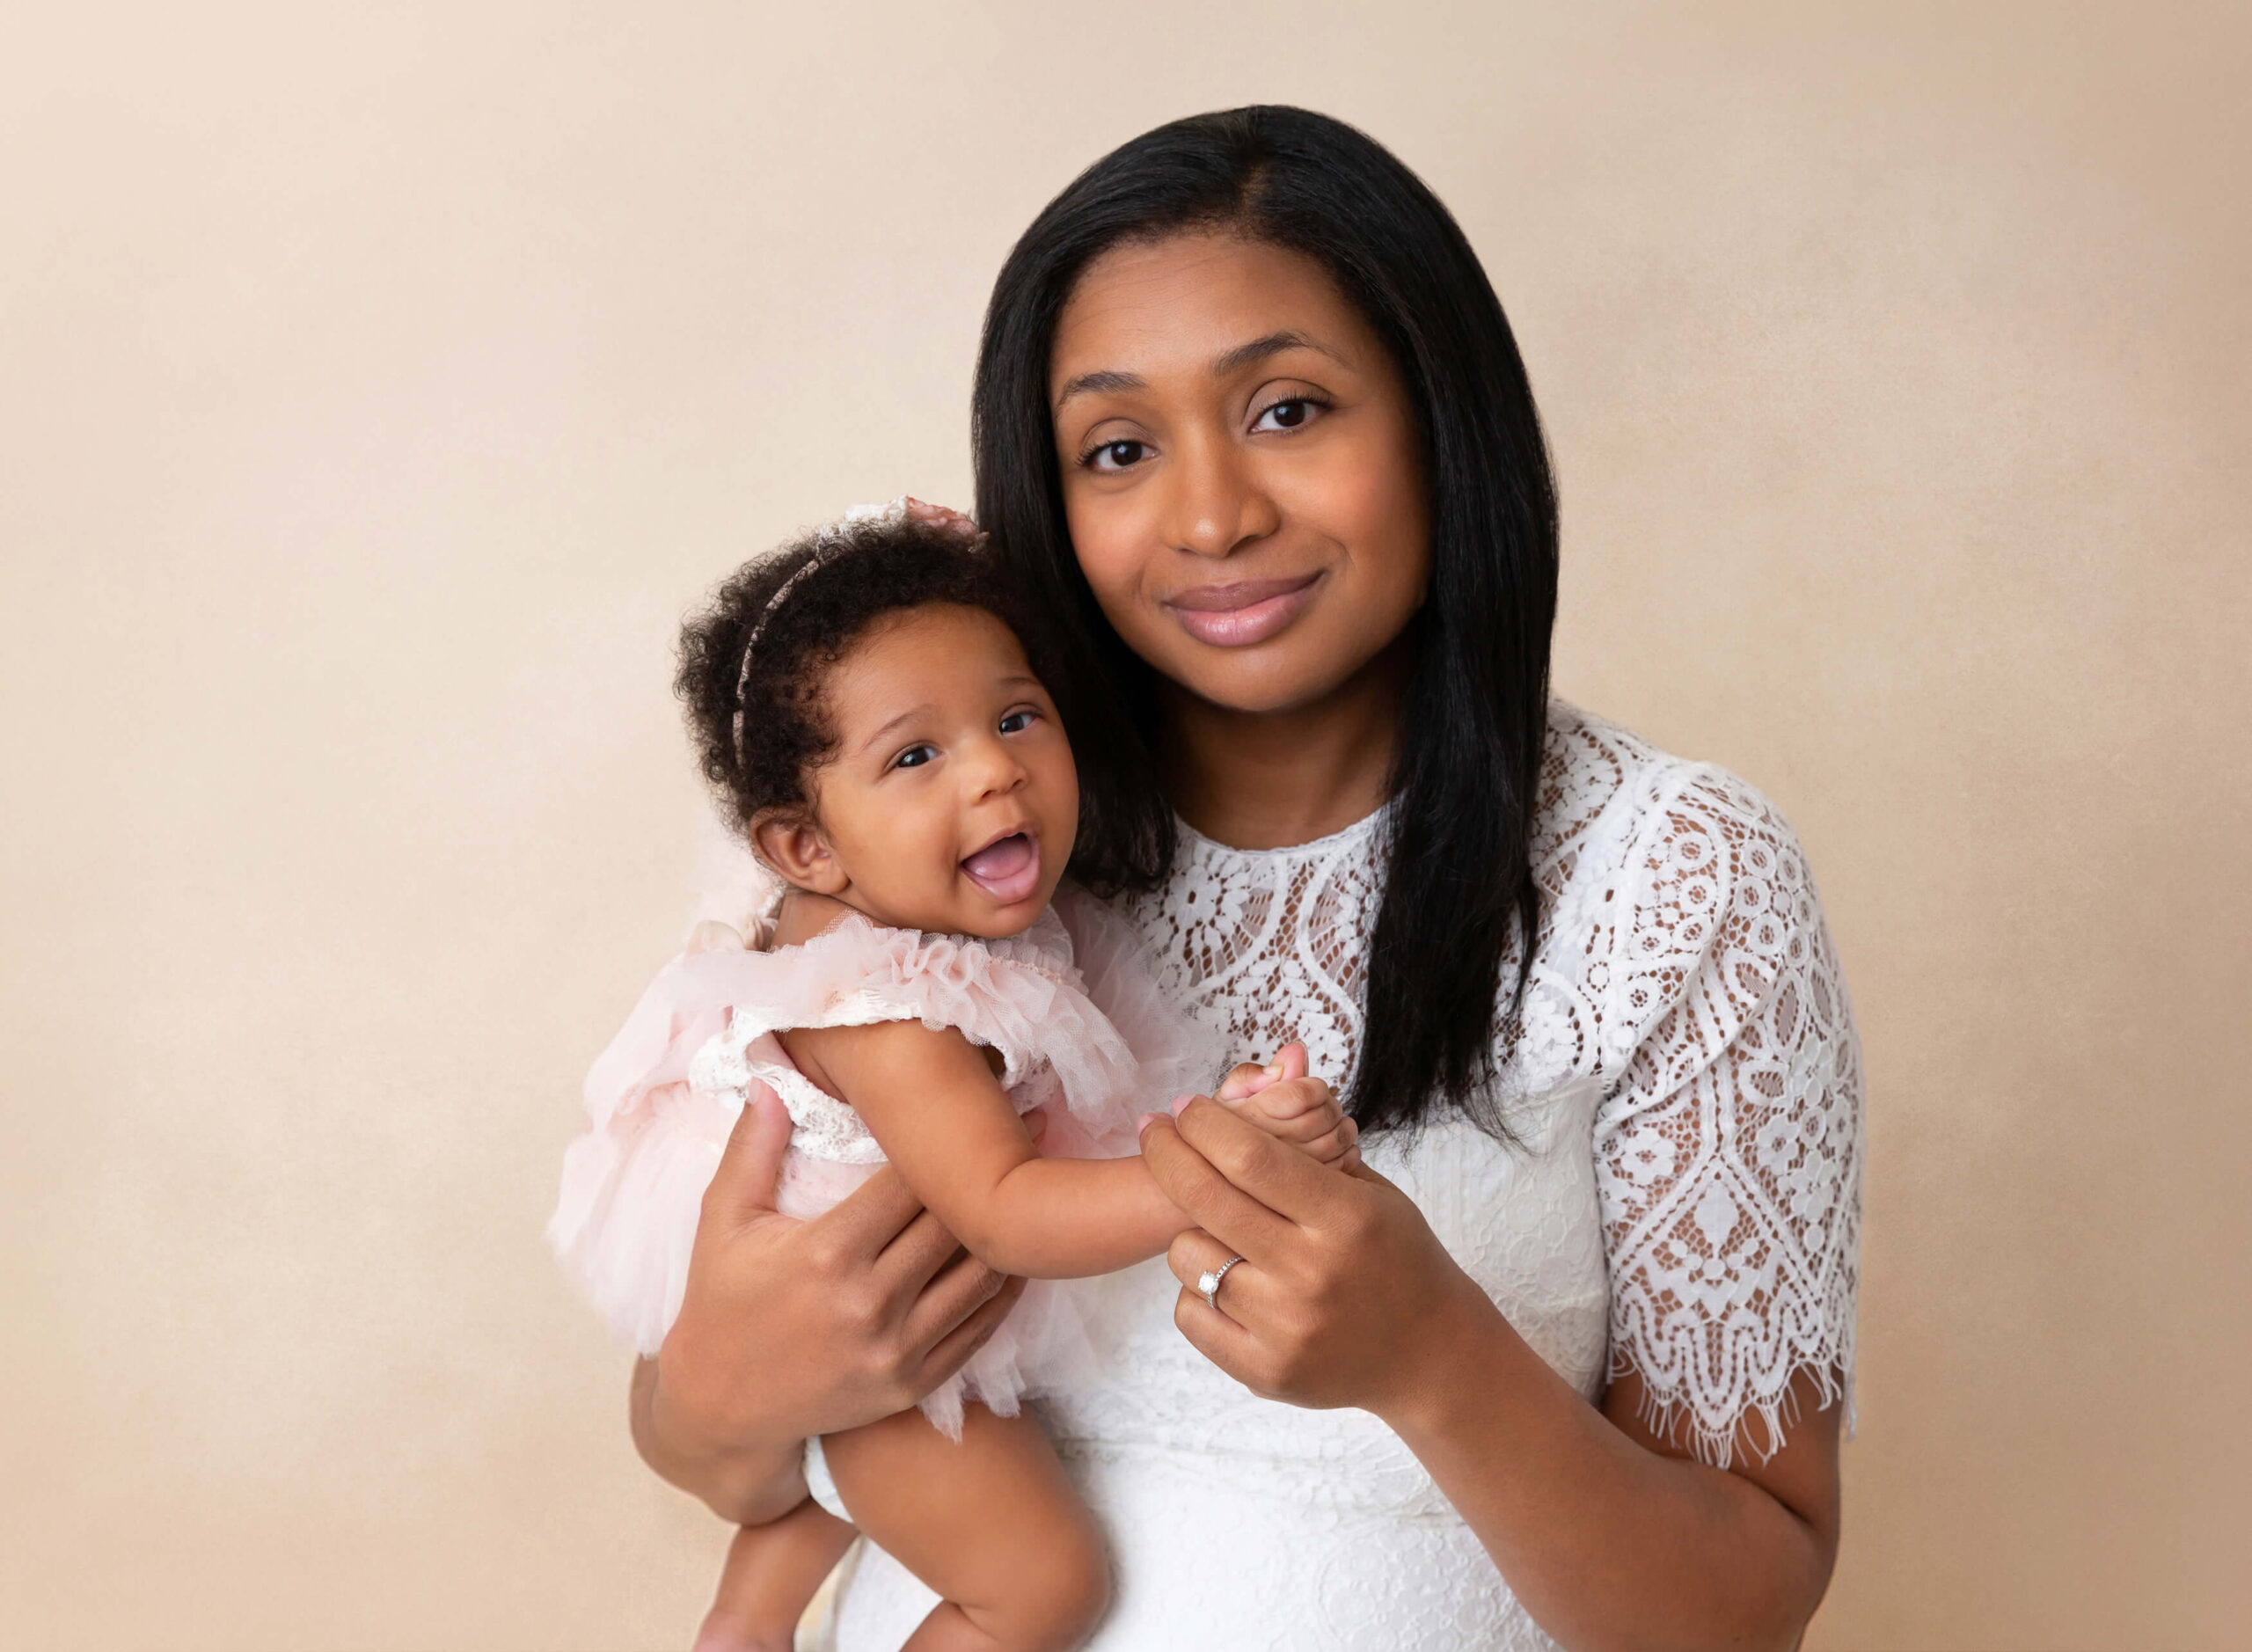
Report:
998,709,1038,735
1083,437,1150,473
891,743,939,771
1251,397,1324,434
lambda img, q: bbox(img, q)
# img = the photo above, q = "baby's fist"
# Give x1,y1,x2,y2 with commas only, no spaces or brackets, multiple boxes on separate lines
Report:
1214,1042,1360,1169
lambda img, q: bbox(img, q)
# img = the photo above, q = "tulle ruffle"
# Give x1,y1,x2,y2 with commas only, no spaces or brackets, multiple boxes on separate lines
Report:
671,910,1150,1146
548,888,1216,1432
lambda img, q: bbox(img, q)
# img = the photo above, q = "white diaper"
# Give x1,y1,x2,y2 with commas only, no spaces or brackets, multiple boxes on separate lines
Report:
803,1434,852,1522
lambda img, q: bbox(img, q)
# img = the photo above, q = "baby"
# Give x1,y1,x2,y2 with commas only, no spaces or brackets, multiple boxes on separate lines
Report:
550,504,1356,1650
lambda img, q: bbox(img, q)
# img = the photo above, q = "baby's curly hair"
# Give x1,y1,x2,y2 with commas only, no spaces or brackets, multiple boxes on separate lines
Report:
676,514,1061,844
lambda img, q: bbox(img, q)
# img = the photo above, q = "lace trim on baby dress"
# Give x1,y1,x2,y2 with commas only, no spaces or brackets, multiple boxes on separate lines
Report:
680,906,1144,1163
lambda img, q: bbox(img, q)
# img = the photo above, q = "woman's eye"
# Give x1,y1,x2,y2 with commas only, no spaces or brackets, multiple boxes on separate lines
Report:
1084,437,1149,472
892,744,938,771
998,709,1036,735
1253,397,1322,433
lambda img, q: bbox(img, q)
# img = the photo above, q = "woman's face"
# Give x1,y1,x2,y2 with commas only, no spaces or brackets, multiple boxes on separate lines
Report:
1049,232,1429,716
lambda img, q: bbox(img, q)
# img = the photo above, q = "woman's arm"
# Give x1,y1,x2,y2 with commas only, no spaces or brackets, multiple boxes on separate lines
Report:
1387,1276,1839,1651
1141,1100,1840,1652
628,1085,1027,1524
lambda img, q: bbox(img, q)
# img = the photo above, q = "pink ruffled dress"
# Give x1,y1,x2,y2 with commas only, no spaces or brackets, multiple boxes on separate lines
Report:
547,883,1221,1439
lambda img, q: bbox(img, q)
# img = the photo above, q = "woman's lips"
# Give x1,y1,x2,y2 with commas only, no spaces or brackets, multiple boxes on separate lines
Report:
1163,574,1321,647
961,831,1041,903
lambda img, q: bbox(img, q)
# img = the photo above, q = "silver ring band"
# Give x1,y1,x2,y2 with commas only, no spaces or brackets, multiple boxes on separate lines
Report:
1196,1255,1245,1311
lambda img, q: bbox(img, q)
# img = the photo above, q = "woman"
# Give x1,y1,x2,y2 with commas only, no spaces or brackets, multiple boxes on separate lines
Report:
634,106,1861,1650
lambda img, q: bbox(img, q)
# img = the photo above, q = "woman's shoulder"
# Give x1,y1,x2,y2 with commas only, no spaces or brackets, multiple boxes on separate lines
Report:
1537,698,1812,876
1533,701,1835,1055
1533,703,1849,1107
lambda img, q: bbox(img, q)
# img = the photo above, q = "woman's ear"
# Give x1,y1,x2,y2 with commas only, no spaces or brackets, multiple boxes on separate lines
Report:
749,808,849,897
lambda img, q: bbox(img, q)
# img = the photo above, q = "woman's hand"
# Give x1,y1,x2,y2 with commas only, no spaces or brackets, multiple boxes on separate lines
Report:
1138,1094,1482,1418
632,1084,1028,1524
1142,1098,1840,1652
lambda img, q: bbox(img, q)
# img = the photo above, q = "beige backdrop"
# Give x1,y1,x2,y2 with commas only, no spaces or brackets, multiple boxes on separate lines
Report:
4,4,2247,1648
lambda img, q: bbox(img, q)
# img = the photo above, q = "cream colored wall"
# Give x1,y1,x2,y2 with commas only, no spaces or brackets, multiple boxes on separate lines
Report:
4,4,2246,1648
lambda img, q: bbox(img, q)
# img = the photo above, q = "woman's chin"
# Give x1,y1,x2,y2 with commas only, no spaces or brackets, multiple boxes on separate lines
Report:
1163,648,1386,720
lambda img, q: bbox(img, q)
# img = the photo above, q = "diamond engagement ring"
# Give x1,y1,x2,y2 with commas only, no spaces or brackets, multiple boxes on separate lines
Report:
1196,1256,1245,1311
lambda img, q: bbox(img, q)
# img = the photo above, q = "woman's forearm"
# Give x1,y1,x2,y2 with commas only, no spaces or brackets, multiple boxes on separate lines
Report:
1380,1288,1837,1652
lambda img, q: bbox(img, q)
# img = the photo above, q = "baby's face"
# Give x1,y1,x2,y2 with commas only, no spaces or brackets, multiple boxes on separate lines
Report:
801,603,1078,939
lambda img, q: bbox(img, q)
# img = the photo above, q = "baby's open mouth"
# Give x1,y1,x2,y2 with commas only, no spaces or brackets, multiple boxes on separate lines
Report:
961,832,1041,903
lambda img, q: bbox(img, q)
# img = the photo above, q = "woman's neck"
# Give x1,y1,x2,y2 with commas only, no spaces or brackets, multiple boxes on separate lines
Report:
1158,640,1408,852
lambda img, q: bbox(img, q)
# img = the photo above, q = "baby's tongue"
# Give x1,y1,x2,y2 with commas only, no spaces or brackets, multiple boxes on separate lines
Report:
962,833,1037,899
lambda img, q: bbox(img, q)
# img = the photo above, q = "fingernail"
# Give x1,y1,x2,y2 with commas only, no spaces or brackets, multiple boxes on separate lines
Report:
1137,1112,1159,1137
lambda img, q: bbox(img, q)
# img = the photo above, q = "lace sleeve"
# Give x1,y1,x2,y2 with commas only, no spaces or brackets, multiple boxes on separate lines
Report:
1594,765,1863,1467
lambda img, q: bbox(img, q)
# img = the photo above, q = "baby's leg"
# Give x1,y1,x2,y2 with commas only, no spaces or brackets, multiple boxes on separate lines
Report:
821,1403,1108,1652
694,1496,859,1652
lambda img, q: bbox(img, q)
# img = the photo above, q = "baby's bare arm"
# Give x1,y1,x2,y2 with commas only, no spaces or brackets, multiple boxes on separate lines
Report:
793,1017,1191,1278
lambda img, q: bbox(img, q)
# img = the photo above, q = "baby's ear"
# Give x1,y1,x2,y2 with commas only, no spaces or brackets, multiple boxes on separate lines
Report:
749,808,848,897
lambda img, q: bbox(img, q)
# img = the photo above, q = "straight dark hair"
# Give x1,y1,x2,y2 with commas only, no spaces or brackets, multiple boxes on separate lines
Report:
972,106,1558,1137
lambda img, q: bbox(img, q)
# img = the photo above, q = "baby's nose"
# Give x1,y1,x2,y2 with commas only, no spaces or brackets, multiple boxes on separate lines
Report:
965,735,1028,795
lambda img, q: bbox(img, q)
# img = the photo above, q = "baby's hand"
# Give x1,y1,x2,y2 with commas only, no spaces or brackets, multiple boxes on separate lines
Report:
1209,1042,1360,1170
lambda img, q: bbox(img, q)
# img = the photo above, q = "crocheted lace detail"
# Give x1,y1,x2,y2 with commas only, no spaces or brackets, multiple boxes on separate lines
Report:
1120,700,1863,1466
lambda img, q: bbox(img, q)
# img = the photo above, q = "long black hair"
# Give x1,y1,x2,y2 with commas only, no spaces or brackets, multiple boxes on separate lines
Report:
972,106,1558,1137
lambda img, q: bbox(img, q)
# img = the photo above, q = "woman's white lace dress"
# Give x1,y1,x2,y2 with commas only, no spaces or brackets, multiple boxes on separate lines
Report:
823,702,1863,1651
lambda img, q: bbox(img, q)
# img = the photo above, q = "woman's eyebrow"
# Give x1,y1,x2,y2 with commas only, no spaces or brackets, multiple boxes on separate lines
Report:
1055,331,1346,411
1054,368,1144,408
1209,329,1343,378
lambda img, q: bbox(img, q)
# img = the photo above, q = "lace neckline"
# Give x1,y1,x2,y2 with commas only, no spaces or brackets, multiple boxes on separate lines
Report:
1172,800,1390,864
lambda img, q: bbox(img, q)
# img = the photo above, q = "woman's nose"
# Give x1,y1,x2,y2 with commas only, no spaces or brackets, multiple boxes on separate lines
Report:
1161,428,1281,559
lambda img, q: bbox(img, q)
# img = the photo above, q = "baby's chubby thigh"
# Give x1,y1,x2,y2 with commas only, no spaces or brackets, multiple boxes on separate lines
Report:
821,1404,1110,1650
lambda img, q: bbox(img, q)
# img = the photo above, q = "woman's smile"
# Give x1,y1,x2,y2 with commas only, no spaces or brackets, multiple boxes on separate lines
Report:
1161,571,1325,647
